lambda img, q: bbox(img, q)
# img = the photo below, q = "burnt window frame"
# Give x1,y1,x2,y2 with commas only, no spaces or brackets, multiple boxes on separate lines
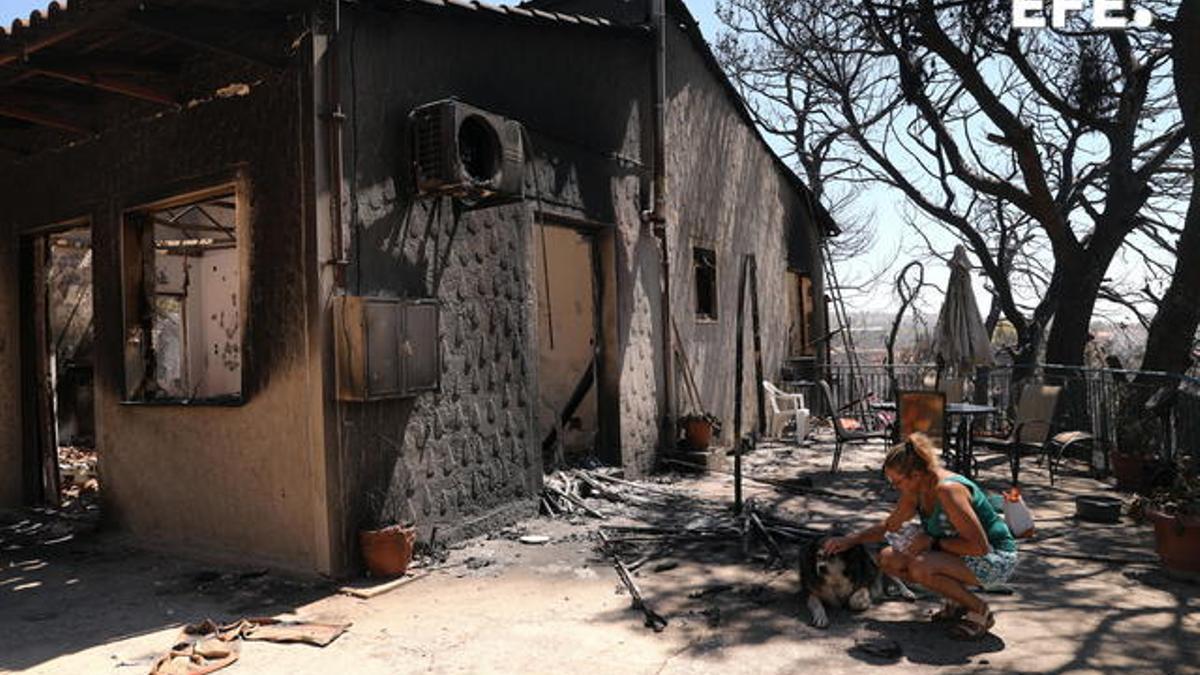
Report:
119,180,247,406
693,246,718,322
787,269,817,357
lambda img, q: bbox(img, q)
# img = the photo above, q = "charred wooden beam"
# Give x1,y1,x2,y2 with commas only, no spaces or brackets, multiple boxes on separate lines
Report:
0,139,33,159
0,69,38,88
0,27,83,68
0,102,87,135
30,65,176,107
79,30,131,55
137,37,177,57
28,55,176,78
4,87,97,112
597,530,668,632
148,217,230,233
149,218,229,232
126,7,292,70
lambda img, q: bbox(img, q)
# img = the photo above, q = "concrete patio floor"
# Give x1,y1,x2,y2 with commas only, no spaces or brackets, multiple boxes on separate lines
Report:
2,433,1198,674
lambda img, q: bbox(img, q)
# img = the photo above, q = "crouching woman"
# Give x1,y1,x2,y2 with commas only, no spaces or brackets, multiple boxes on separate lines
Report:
822,433,1017,639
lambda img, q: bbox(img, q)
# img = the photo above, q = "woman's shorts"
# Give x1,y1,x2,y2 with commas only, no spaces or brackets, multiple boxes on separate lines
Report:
962,548,1018,587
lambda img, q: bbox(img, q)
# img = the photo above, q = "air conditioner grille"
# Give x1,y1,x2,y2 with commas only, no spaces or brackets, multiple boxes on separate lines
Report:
413,107,448,183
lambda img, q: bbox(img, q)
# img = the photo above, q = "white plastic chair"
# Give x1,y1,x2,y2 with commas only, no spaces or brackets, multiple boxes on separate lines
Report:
763,381,809,443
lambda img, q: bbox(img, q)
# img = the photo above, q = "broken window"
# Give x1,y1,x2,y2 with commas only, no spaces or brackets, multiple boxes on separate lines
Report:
122,189,242,403
693,247,718,321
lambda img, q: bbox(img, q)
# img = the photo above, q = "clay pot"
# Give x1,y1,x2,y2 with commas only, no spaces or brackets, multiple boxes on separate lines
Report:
1110,449,1151,493
1147,509,1200,577
359,524,416,578
683,419,714,451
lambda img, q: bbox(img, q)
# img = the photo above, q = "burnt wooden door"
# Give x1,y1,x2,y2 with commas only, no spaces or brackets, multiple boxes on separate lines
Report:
19,235,60,505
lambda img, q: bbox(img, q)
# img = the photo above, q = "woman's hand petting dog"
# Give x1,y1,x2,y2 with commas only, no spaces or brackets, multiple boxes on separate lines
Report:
821,536,855,556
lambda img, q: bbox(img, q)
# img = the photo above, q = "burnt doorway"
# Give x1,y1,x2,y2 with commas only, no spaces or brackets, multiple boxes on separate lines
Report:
20,225,96,507
533,223,613,469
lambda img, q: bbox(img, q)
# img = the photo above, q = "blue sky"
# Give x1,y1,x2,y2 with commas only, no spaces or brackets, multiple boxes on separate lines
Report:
0,0,55,27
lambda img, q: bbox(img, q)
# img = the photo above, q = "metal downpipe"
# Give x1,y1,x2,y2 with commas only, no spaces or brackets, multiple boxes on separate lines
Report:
648,0,673,453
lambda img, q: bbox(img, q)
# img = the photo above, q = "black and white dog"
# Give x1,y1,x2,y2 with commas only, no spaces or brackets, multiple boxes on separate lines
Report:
799,536,915,628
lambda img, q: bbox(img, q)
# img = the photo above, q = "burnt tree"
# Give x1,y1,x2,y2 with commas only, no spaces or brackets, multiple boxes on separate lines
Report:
1140,0,1200,376
717,0,1188,367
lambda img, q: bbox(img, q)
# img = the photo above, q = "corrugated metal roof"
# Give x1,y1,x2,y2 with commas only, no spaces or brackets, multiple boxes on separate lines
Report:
1,0,625,45
386,0,620,28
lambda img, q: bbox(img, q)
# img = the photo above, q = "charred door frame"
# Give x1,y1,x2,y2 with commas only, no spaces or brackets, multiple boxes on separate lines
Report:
18,217,92,506
533,214,620,467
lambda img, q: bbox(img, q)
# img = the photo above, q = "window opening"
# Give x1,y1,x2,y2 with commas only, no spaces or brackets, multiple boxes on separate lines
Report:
693,247,717,321
124,191,241,402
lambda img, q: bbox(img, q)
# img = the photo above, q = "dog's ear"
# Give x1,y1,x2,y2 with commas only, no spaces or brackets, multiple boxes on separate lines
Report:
844,544,874,585
799,538,822,580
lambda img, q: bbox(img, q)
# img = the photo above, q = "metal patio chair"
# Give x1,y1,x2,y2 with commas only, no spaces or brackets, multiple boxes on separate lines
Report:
973,384,1062,485
818,380,891,473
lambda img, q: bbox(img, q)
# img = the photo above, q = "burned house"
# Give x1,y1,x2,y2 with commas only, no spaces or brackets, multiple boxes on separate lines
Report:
0,0,833,575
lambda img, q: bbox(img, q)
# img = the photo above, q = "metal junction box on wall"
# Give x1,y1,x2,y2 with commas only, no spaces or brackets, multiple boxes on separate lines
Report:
334,296,440,401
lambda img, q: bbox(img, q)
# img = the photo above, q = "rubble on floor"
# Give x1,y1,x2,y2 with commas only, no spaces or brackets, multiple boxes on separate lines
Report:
58,446,99,510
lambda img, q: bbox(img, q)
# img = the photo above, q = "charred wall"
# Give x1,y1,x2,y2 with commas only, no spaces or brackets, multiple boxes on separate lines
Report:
0,71,324,571
662,21,826,442
337,5,661,547
501,1,829,458
0,238,19,506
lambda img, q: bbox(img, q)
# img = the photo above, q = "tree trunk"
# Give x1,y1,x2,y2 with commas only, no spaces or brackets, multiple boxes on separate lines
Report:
1043,256,1105,367
984,295,1001,337
1010,326,1042,385
1139,2,1200,377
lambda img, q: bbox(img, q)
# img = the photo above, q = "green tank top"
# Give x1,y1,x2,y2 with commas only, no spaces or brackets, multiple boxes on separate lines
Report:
920,475,1016,553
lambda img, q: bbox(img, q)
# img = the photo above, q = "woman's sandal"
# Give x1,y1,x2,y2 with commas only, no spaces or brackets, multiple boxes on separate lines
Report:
949,610,995,640
930,602,966,622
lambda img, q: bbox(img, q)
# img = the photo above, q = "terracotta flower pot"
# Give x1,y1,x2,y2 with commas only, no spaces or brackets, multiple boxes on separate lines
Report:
359,524,416,578
1147,509,1200,577
683,419,714,451
1110,449,1151,493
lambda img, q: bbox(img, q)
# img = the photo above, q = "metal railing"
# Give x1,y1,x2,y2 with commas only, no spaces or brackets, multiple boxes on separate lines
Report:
791,362,1200,471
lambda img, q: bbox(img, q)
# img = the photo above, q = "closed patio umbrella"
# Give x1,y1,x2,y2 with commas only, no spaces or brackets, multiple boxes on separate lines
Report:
933,245,994,374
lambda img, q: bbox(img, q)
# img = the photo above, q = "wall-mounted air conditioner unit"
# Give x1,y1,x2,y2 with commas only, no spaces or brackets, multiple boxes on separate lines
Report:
410,99,524,204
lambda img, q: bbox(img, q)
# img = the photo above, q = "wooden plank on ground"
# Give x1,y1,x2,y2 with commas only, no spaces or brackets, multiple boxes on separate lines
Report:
337,569,429,599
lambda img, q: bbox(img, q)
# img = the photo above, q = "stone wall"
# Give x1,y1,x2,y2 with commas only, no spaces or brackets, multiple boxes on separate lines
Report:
338,2,828,517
